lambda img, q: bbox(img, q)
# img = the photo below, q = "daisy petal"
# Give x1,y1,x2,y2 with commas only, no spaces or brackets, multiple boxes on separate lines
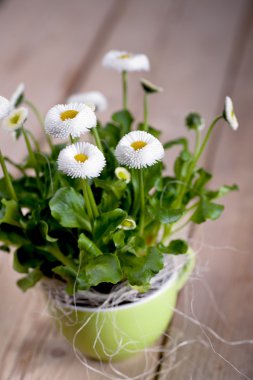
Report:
10,83,25,108
224,96,239,130
102,50,150,72
45,103,97,139
67,91,108,113
57,142,106,179
0,96,11,120
115,131,164,169
2,107,28,131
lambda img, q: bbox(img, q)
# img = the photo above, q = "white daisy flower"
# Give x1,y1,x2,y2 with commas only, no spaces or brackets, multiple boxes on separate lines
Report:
45,103,97,139
57,142,106,179
0,84,25,121
0,96,12,120
140,78,163,94
102,50,150,72
67,91,108,113
2,107,28,131
115,167,131,183
10,82,25,108
224,96,239,130
115,131,164,169
118,217,136,230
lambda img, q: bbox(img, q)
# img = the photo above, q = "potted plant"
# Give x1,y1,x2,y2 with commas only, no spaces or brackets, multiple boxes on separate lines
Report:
0,50,238,362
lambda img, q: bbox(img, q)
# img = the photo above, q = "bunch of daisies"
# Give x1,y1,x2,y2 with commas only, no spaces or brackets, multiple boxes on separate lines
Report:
0,50,239,293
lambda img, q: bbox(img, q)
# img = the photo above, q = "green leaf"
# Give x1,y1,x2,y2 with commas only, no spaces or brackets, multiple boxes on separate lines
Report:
0,244,10,253
192,168,212,194
112,110,134,136
163,138,188,150
191,198,224,224
205,184,239,200
148,206,183,224
12,177,40,207
53,265,89,294
13,244,56,273
99,123,121,148
26,220,57,245
95,179,126,200
85,254,122,286
0,199,22,227
13,249,29,273
39,221,58,243
78,233,102,257
174,150,193,179
0,224,27,246
17,268,43,292
49,187,91,231
137,123,161,138
118,235,145,255
120,247,164,287
112,229,125,249
158,239,188,254
94,208,127,244
143,162,163,193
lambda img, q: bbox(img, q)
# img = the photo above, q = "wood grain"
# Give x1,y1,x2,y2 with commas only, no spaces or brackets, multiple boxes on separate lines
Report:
159,2,253,379
0,0,117,160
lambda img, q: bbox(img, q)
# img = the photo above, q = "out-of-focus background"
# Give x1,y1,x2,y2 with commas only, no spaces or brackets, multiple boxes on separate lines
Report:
0,0,252,379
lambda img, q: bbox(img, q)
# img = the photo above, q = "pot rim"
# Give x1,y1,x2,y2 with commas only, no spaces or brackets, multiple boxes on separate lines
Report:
54,267,179,313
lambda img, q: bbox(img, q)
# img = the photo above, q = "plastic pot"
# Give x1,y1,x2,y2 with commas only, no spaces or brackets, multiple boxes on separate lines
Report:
50,250,195,362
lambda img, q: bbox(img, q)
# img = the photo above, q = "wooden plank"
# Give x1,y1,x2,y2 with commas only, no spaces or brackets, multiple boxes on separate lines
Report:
0,0,118,161
158,3,253,380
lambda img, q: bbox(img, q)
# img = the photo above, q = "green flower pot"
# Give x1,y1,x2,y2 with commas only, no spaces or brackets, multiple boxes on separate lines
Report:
52,250,195,362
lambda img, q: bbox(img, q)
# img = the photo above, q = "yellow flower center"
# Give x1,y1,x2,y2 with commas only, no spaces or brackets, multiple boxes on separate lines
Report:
131,141,147,151
119,53,132,59
122,220,134,228
118,171,127,180
60,110,78,121
74,153,88,163
10,114,20,124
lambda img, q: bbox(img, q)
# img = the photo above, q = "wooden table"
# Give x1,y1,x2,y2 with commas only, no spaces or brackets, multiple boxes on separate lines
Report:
0,0,253,379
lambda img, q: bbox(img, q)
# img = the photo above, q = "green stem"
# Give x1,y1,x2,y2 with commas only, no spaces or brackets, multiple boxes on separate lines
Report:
22,127,39,177
23,128,41,194
143,92,148,131
163,116,222,243
171,203,199,236
138,169,145,235
42,245,75,269
24,99,54,151
175,115,222,209
122,70,128,110
171,217,192,236
0,150,18,201
4,157,27,176
194,115,222,164
131,169,139,217
27,130,41,152
195,129,201,156
92,127,103,152
70,135,76,144
86,181,99,218
82,179,94,225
